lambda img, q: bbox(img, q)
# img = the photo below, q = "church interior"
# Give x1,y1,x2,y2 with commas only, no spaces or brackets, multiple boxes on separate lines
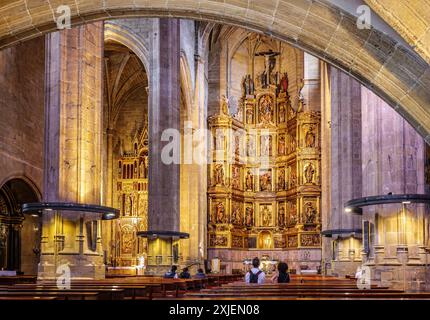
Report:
1,0,430,301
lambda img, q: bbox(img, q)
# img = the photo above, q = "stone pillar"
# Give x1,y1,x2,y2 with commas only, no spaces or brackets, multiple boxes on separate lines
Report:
320,61,332,275
39,22,105,280
146,19,181,273
180,51,207,270
301,53,321,112
361,86,428,289
325,67,363,277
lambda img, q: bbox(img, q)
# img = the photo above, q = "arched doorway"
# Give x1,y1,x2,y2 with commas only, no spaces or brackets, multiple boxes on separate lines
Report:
0,178,40,274
103,39,149,271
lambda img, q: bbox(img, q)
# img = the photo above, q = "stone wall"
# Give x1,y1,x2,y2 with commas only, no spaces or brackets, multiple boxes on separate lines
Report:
0,37,45,275
0,37,45,190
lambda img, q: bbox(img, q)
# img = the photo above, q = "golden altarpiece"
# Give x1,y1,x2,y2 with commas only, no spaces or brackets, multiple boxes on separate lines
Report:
207,67,321,273
112,128,149,267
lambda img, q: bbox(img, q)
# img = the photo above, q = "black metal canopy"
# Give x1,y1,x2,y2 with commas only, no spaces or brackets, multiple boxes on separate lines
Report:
21,202,120,220
321,228,362,238
136,230,190,240
344,194,430,216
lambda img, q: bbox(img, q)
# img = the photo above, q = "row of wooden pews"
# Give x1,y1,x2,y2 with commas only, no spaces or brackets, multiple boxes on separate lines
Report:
178,275,430,300
0,274,242,300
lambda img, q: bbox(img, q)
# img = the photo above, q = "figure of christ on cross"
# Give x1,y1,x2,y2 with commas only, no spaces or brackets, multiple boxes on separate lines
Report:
255,49,280,88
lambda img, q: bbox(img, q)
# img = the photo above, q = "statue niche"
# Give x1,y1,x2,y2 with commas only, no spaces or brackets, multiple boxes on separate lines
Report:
259,95,274,124
246,135,256,157
260,135,272,157
305,126,316,148
278,206,286,227
304,202,317,224
304,162,315,184
213,164,225,186
245,170,254,191
261,205,272,227
278,168,285,191
259,170,272,192
278,135,286,155
215,202,226,224
245,206,254,227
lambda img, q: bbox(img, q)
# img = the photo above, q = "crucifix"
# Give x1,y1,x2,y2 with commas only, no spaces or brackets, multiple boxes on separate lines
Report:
255,49,280,88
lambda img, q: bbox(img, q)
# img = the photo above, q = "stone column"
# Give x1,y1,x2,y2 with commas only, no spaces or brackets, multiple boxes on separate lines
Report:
301,53,321,112
146,19,181,272
361,86,428,289
39,22,105,280
326,67,363,276
180,51,208,269
320,61,332,275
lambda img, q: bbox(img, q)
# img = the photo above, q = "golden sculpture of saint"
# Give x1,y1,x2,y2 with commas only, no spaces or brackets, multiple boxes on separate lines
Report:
245,206,253,226
220,95,229,115
278,135,286,155
215,202,226,224
262,206,272,227
259,95,274,123
214,164,225,185
305,127,316,148
304,162,315,184
245,170,254,191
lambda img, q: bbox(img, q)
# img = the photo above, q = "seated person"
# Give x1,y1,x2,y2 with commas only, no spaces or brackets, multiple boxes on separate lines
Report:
245,257,266,284
164,265,178,279
194,268,207,279
179,267,191,279
271,262,290,283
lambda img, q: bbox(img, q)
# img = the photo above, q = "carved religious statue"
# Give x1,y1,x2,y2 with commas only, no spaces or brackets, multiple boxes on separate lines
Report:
245,206,254,227
289,203,297,225
214,164,225,186
278,135,286,155
247,136,255,157
139,159,144,178
215,202,226,224
246,108,254,124
278,206,285,227
255,49,280,88
260,171,272,191
279,72,289,93
261,135,272,156
259,95,274,124
262,205,272,227
242,74,255,96
215,130,225,150
235,135,240,155
279,103,286,123
304,202,317,224
278,168,285,190
121,227,134,254
304,162,315,184
232,166,240,189
125,195,132,216
245,170,254,191
232,204,242,225
305,127,316,148
220,95,229,115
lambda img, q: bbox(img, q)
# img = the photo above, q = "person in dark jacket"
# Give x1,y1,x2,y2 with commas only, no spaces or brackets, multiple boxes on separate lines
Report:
194,268,207,279
164,265,178,279
179,267,191,279
271,262,290,283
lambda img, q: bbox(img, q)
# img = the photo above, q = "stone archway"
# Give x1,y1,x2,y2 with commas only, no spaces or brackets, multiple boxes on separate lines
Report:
0,178,40,274
0,1,429,140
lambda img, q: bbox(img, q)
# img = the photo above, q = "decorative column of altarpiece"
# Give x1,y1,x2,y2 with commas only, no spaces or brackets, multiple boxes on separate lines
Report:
207,83,321,254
